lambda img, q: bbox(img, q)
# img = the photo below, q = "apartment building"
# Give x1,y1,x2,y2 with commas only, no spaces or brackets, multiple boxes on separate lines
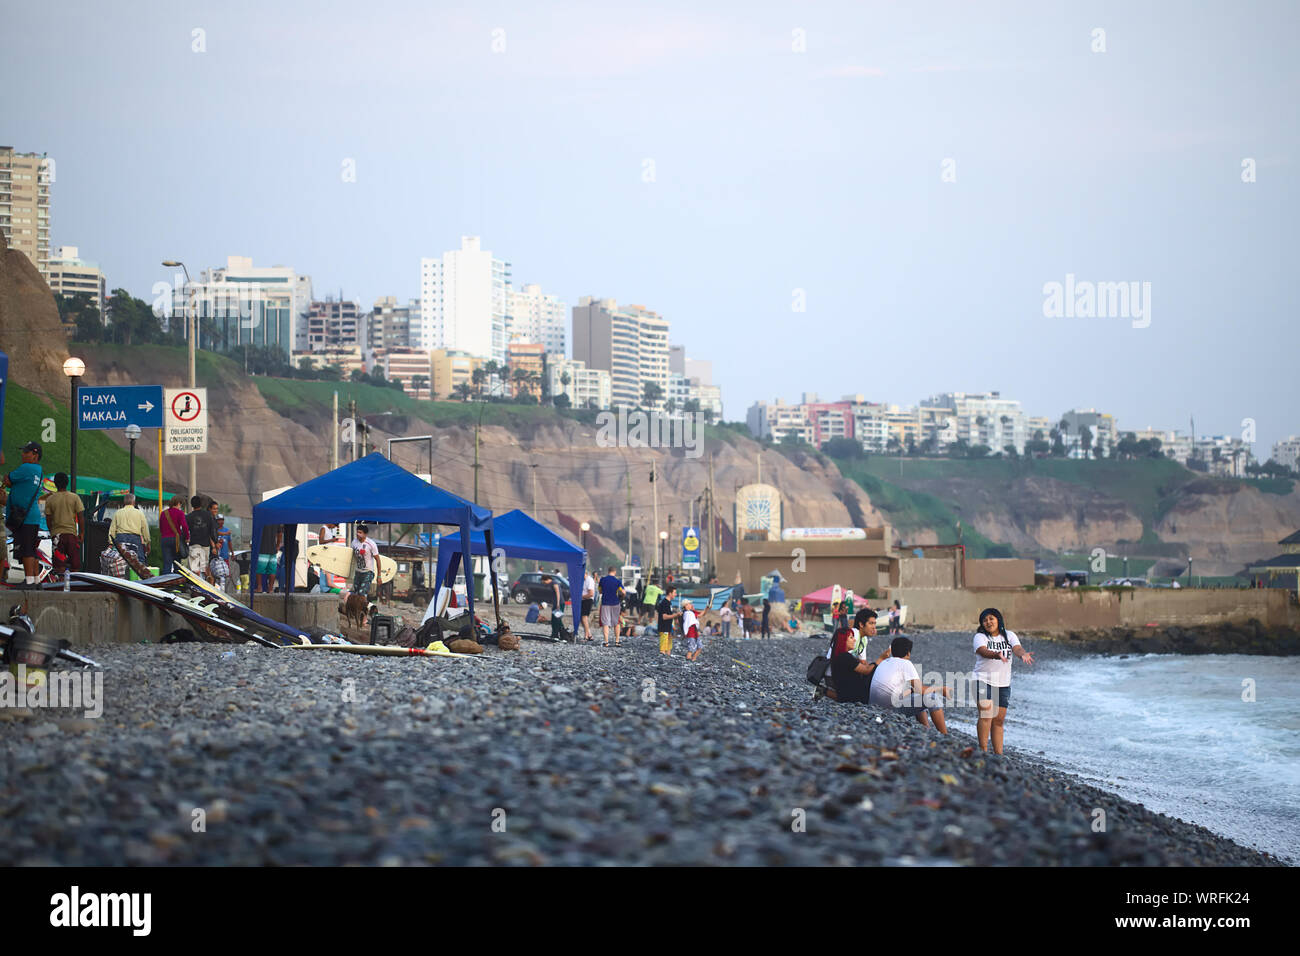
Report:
385,348,432,398
507,283,566,359
0,146,52,279
1061,407,1118,456
307,298,361,351
430,348,484,400
546,357,611,410
418,237,511,362
505,341,545,400
746,399,814,444
572,296,670,408
1272,436,1300,473
46,245,106,315
365,296,418,353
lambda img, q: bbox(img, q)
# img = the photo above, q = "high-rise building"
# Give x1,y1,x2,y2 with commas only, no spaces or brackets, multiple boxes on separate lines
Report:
307,298,361,351
47,245,106,316
0,146,52,278
572,296,669,408
1061,408,1118,456
418,237,511,362
507,283,567,358
365,296,418,354
928,391,1029,454
177,255,313,356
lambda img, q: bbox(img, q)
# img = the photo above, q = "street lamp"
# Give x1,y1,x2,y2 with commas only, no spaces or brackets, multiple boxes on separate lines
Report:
580,521,590,550
161,259,196,500
62,357,85,494
124,423,142,494
659,530,668,578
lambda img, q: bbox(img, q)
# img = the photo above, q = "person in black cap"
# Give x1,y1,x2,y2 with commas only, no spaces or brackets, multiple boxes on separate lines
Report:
3,441,45,585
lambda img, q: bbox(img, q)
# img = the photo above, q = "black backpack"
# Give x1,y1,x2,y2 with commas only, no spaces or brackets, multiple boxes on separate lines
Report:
806,634,838,685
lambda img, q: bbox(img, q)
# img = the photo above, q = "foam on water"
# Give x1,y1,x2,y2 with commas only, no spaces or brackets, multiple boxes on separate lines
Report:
948,653,1300,862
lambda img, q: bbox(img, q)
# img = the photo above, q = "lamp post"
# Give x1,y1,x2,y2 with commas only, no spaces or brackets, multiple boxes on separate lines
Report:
659,530,668,578
580,521,590,551
124,423,142,494
62,357,85,495
161,259,195,500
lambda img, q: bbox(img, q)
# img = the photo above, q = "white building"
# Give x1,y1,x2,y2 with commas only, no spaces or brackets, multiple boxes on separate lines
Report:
746,399,813,443
1061,408,1118,457
47,245,106,316
178,255,313,356
927,392,1028,454
547,357,611,410
1272,436,1300,473
418,236,511,363
507,282,567,358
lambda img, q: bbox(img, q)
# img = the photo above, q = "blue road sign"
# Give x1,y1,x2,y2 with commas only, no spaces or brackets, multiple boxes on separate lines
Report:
77,385,165,430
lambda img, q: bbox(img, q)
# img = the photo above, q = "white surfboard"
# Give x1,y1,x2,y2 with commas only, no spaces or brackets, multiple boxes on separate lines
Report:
306,544,397,586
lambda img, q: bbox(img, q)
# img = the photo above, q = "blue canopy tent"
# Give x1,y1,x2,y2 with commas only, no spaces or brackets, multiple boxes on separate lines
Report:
433,508,586,634
250,453,497,626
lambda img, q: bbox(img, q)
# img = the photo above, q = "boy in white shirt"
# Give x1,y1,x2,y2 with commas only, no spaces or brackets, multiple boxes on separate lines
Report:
351,524,380,597
869,636,951,733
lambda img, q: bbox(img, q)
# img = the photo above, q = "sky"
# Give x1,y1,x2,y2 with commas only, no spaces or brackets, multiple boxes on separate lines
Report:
5,0,1298,453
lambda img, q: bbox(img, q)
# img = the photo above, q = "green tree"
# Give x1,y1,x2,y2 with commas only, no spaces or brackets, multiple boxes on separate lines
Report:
106,288,161,346
823,437,863,459
642,381,665,407
1080,425,1093,457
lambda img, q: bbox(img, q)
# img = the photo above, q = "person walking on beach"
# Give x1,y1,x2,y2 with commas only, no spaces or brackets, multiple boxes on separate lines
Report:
45,472,84,581
543,574,568,642
581,567,596,641
3,441,44,585
598,565,624,647
761,598,771,639
972,607,1033,755
719,600,733,639
351,524,379,597
655,585,681,655
159,496,189,575
870,636,951,733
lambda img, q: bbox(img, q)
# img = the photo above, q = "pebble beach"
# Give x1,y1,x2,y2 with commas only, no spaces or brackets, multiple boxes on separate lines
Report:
0,625,1282,866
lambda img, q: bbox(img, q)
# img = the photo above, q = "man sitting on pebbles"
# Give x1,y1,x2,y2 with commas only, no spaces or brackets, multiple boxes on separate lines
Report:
869,636,951,734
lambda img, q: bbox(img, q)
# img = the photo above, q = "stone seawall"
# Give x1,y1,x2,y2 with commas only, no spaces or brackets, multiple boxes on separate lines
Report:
901,587,1297,633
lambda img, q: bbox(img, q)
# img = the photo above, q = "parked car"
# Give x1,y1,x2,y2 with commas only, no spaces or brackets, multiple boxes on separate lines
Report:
510,571,570,605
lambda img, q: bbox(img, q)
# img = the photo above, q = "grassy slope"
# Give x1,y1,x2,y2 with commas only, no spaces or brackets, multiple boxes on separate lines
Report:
2,383,153,483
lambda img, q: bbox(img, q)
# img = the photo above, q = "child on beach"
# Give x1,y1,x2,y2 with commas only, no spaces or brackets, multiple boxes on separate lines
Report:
681,599,702,661
972,607,1034,754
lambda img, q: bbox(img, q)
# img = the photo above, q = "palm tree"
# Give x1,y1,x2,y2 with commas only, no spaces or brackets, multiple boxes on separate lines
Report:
471,366,486,398
454,382,473,402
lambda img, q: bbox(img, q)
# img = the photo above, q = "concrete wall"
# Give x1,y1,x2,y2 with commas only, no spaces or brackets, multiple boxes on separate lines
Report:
900,587,1298,633
7,591,341,647
964,559,1035,588
898,557,958,589
714,540,895,599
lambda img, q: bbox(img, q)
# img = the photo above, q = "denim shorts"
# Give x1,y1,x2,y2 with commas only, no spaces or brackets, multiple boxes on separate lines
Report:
894,691,946,718
685,637,701,654
974,681,1011,709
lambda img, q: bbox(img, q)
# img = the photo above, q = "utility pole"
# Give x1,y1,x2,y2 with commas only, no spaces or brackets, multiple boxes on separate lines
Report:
473,400,486,504
708,452,717,564
625,461,632,567
531,461,538,514
651,459,659,577
331,391,339,470
349,398,357,462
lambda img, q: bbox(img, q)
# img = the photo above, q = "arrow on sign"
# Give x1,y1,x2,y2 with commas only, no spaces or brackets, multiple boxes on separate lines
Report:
139,401,155,413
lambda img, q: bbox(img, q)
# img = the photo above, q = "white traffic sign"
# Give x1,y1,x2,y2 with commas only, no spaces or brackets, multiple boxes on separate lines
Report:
164,387,208,455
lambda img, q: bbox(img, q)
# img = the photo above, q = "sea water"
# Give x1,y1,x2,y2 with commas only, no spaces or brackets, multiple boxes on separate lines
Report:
950,654,1300,862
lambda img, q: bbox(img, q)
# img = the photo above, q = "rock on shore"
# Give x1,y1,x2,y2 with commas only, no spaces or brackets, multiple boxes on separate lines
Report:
0,631,1281,866
1044,620,1300,657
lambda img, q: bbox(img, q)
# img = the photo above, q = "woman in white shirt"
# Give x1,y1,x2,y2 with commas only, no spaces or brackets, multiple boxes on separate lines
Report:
972,607,1034,755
